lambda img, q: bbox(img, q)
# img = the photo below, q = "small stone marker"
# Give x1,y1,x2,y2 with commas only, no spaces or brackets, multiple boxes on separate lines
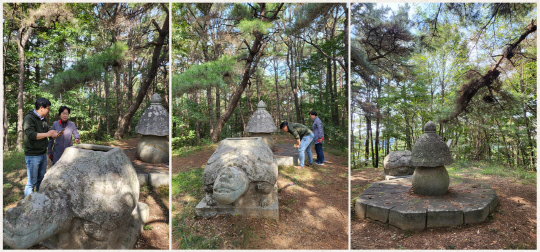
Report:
383,150,414,176
446,139,452,147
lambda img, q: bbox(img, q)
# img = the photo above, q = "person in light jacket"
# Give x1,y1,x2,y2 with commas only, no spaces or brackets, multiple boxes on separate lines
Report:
48,106,80,165
309,110,325,165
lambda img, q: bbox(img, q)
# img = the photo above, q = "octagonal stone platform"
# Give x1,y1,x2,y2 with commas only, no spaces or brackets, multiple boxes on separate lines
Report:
355,178,497,230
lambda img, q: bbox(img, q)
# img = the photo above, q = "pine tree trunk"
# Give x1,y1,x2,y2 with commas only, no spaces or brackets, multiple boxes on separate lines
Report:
115,10,169,139
16,26,34,151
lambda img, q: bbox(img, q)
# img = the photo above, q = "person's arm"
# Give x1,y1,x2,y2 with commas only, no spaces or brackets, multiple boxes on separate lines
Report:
24,117,56,140
72,123,80,144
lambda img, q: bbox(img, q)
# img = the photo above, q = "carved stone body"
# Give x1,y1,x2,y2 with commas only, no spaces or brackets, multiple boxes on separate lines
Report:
3,144,148,249
197,137,279,219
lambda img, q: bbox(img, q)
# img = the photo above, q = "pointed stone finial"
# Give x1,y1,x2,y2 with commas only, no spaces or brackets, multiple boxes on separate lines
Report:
256,100,267,110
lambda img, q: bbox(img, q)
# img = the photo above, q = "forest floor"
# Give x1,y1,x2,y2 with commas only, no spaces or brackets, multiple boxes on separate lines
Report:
2,138,169,250
350,163,537,249
171,134,349,249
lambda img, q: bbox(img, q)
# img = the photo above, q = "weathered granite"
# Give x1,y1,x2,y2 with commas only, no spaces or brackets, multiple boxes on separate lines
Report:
136,135,169,164
3,144,148,249
197,137,279,219
135,94,169,164
245,101,277,134
135,93,169,136
410,121,453,196
412,166,449,196
383,151,414,176
245,101,277,150
409,121,453,167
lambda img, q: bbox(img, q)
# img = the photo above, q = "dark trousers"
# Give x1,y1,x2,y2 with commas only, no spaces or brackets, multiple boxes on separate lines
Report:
314,143,325,163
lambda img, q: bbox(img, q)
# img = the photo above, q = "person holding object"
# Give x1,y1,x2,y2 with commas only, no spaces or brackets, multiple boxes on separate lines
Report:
23,98,58,196
280,121,314,169
48,106,80,165
309,110,325,165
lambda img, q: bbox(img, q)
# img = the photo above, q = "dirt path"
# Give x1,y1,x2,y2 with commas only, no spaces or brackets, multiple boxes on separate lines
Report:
351,167,537,249
172,134,348,249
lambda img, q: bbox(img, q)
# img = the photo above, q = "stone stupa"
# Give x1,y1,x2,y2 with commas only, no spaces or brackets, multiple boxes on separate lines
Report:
245,100,277,150
410,121,453,196
135,93,169,164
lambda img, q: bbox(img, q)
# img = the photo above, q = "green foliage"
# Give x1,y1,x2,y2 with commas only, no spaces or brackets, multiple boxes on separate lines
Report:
46,42,128,94
237,19,273,35
172,55,237,95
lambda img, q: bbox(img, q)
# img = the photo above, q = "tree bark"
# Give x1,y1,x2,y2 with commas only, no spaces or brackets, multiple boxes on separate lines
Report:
16,25,34,151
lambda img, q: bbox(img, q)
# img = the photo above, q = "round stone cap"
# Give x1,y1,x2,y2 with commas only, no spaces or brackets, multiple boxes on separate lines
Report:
135,93,169,136
245,100,277,133
424,121,436,132
150,93,162,104
409,121,453,167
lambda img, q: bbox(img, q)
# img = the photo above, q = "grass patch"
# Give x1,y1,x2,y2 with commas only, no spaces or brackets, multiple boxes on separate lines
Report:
447,160,536,184
326,147,347,157
172,143,217,158
3,151,26,173
3,151,26,209
172,168,222,249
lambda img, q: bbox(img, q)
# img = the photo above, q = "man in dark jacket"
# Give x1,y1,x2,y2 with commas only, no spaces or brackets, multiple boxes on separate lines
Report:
280,121,314,168
309,111,325,165
23,97,58,196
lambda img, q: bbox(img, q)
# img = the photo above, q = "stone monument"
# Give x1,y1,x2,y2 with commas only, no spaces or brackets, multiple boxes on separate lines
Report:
383,150,413,176
245,100,277,150
355,121,497,230
409,121,453,196
3,144,149,249
135,93,169,164
195,137,279,220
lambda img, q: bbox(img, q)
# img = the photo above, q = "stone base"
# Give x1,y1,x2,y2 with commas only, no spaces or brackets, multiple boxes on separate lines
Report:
195,186,279,221
250,133,275,151
274,143,299,166
385,175,413,181
137,135,169,164
355,179,497,231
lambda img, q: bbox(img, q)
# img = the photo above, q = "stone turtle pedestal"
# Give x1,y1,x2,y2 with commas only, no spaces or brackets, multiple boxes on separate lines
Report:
195,137,279,220
3,144,149,249
355,178,497,230
196,184,279,220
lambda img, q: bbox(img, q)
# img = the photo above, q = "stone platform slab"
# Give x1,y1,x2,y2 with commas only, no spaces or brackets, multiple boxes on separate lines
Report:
274,143,299,166
195,186,279,220
355,179,497,230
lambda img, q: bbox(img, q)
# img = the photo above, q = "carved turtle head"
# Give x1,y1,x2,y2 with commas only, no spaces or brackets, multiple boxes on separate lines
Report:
212,166,249,204
3,192,71,249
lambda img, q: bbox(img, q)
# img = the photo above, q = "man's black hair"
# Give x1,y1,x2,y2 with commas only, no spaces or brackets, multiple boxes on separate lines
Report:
279,121,288,129
58,106,71,115
35,98,51,110
309,110,317,116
